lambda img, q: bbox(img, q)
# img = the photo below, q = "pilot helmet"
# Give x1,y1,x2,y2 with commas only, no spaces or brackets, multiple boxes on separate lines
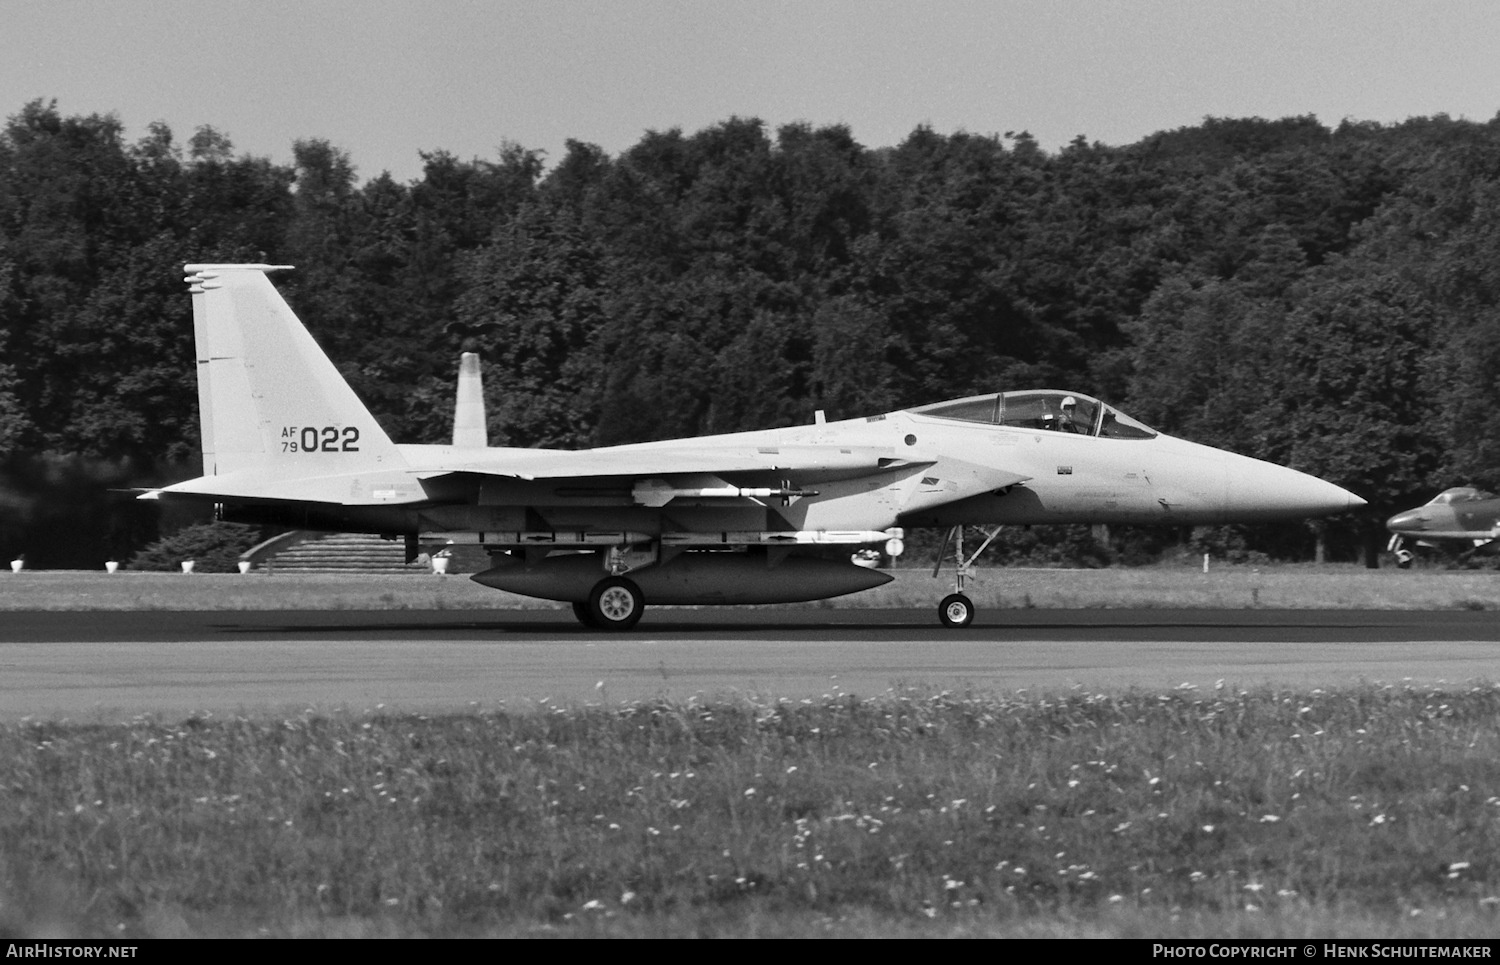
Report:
1061,396,1077,409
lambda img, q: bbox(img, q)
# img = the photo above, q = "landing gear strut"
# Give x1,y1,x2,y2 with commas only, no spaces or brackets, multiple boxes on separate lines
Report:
1387,535,1415,569
933,525,1004,628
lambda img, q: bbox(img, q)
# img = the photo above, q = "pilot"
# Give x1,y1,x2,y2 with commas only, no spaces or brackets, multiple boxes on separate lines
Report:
1057,396,1082,433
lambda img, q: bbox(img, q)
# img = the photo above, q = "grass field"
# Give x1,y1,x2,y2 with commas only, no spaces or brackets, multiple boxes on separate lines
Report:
6,686,1500,938
1,562,1496,612
3,564,1498,938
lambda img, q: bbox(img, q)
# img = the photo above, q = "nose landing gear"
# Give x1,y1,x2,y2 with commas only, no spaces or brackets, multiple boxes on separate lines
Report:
933,525,1003,628
1386,535,1415,569
939,592,974,628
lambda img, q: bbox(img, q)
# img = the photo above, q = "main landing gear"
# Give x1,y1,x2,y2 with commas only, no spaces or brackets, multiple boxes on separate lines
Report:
933,525,1004,628
579,576,645,631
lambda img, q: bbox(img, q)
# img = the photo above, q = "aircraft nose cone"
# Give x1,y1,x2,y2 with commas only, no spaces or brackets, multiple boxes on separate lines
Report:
1222,455,1367,520
1386,508,1425,533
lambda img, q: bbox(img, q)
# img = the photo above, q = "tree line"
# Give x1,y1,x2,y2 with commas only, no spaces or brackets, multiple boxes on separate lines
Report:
3,99,1498,567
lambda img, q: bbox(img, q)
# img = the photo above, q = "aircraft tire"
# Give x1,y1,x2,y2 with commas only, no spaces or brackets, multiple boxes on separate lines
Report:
588,577,645,631
571,601,600,629
938,593,975,628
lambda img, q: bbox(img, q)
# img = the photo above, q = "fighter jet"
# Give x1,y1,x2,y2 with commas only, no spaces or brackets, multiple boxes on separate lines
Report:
145,264,1365,629
1385,487,1500,568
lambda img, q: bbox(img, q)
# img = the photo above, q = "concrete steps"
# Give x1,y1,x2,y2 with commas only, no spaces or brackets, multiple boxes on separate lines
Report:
259,532,420,573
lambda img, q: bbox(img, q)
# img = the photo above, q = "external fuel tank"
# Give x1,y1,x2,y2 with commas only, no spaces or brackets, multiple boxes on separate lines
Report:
472,551,893,605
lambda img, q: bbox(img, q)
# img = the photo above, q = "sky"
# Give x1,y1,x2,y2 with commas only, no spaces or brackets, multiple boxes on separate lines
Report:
5,0,1499,184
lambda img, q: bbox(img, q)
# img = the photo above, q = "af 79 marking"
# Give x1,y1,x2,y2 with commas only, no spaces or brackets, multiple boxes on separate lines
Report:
280,426,361,453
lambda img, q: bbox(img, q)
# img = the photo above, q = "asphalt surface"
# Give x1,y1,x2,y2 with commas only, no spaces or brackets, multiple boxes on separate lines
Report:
2,608,1498,719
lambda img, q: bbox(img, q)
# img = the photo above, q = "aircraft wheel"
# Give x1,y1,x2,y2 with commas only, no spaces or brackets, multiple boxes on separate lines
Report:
938,593,975,628
1395,557,1412,570
571,600,600,629
589,577,645,631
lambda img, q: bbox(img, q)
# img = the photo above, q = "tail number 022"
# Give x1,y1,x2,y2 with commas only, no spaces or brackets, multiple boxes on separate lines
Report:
281,426,361,453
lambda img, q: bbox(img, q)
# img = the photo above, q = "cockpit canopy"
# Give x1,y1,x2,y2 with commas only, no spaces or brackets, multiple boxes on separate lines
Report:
909,390,1158,439
1427,487,1497,505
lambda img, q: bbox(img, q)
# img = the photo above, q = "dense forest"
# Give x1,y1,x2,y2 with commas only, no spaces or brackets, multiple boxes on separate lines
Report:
3,98,1499,568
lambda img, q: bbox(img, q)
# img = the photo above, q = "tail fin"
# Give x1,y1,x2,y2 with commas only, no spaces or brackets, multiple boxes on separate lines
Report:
452,352,488,447
184,264,404,476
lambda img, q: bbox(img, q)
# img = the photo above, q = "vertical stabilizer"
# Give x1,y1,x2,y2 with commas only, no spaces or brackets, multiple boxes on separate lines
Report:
184,264,404,476
452,352,488,447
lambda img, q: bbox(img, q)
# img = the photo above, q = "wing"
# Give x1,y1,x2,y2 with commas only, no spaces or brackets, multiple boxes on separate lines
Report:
410,443,931,482
412,444,1030,509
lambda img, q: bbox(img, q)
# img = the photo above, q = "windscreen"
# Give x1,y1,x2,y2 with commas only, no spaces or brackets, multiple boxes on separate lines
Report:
910,390,1157,439
1431,487,1496,504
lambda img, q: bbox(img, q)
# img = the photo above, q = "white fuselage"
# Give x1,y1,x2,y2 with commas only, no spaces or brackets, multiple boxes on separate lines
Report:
388,409,1363,535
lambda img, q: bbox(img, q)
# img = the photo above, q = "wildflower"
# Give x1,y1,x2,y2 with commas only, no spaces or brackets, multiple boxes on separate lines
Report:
1259,815,1281,823
582,900,605,911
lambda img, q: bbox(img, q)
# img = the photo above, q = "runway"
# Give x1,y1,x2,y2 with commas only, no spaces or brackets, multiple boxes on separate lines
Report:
3,608,1499,719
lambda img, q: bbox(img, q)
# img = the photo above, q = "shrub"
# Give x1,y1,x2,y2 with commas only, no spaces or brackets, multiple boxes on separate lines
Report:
125,521,263,573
